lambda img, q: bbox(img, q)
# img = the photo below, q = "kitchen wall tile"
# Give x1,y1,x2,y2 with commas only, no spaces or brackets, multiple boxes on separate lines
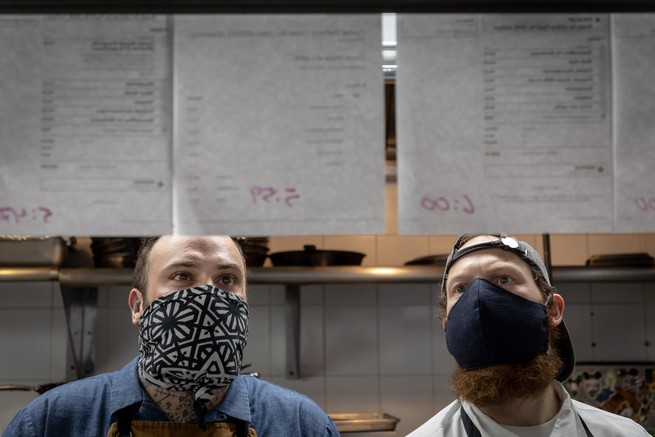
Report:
432,341,454,377
377,235,430,266
378,283,431,306
96,286,109,309
52,286,63,309
95,307,109,376
556,282,591,304
0,309,53,382
550,234,589,266
591,282,643,303
102,308,139,374
643,283,655,304
246,284,270,306
325,376,379,413
269,305,287,377
380,376,434,437
0,282,55,309
564,303,594,362
104,285,130,308
269,284,286,305
243,305,271,378
49,308,68,382
433,375,457,410
325,306,377,376
434,374,455,408
300,284,324,306
324,235,377,266
379,306,432,375
300,306,324,377
324,283,377,305
588,233,643,256
431,306,453,376
591,304,647,361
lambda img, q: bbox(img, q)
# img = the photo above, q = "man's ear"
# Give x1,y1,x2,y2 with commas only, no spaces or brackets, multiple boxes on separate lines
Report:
549,293,565,327
129,289,144,326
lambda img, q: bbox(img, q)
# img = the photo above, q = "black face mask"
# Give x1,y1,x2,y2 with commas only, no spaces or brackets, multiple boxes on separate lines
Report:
445,278,549,370
138,285,249,402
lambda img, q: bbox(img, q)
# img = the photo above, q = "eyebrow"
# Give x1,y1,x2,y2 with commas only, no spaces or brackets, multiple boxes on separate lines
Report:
445,259,525,289
163,259,243,272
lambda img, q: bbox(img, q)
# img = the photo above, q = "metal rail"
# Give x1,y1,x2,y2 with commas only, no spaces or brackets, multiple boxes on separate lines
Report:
1,0,655,13
2,265,655,285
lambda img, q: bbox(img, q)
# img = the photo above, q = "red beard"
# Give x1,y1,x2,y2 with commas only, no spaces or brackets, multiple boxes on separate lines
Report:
450,327,563,407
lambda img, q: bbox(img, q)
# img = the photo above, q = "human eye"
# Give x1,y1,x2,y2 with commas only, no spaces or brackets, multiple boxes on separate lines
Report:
217,274,237,288
170,271,192,282
495,275,513,286
450,283,468,295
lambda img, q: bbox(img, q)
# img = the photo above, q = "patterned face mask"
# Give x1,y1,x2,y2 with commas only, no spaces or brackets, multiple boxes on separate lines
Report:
138,285,249,402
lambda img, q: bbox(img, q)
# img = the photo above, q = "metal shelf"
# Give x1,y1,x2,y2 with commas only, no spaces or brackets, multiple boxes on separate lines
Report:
4,264,654,380
2,265,655,285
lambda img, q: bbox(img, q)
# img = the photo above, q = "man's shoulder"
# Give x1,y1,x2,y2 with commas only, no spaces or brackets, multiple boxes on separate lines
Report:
572,399,651,434
3,364,134,437
18,363,135,415
232,375,338,435
30,370,117,405
237,375,322,408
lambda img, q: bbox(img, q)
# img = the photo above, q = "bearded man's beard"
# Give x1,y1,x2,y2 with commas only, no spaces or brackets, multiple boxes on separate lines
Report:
450,326,564,407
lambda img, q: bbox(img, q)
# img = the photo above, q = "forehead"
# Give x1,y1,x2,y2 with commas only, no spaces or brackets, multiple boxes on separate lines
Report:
149,235,244,269
449,235,531,275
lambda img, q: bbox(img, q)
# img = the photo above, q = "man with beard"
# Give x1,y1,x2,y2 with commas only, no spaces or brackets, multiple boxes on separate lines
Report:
4,235,339,437
407,233,649,437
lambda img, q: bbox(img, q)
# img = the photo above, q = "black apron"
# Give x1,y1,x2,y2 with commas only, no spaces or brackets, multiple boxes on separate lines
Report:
107,404,256,437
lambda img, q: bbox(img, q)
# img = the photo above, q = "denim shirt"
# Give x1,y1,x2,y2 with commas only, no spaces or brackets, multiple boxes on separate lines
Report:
3,357,339,437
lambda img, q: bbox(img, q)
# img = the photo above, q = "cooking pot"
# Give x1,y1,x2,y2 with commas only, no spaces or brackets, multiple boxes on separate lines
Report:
238,242,269,267
234,237,270,268
404,254,449,266
270,245,365,266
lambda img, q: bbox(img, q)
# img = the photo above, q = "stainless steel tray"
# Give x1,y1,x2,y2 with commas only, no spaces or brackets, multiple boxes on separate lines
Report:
0,236,67,266
330,413,400,433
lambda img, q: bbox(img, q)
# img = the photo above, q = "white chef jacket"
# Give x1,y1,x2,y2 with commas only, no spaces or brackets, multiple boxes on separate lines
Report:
406,381,651,437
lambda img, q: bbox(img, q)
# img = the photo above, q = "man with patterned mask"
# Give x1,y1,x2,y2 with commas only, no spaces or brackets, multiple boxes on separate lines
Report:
5,235,339,437
407,233,649,437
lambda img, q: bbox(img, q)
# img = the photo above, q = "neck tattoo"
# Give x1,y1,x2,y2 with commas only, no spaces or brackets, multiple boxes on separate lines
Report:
140,376,227,423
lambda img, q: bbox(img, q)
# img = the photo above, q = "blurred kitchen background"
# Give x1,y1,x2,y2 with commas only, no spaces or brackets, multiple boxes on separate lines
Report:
2,7,655,436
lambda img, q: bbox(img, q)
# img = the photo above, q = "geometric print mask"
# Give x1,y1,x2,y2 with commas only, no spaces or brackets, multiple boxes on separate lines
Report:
137,285,249,403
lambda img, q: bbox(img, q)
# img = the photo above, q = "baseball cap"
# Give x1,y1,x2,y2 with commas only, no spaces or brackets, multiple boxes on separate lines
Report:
441,233,575,382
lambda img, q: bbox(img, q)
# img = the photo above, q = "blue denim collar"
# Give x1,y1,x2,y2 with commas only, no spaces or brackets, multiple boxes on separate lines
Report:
110,357,252,424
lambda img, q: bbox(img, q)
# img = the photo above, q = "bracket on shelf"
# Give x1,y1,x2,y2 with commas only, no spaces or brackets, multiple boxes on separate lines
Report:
285,284,301,379
60,285,97,380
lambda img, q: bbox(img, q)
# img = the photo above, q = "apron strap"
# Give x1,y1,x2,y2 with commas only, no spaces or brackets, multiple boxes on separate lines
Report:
459,405,482,437
235,419,250,437
116,404,140,437
459,404,594,437
578,414,593,437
